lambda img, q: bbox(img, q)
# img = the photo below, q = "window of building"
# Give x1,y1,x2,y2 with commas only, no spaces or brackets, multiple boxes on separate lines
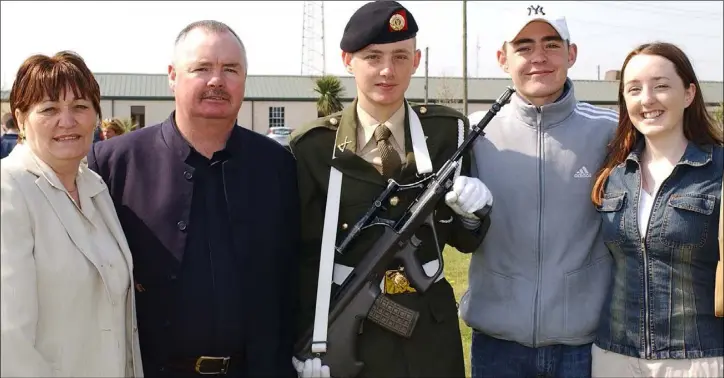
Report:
269,106,285,128
131,105,146,128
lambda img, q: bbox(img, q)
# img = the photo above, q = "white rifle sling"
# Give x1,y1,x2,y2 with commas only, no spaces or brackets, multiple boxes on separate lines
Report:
406,103,433,175
311,165,343,354
454,118,464,180
406,102,463,178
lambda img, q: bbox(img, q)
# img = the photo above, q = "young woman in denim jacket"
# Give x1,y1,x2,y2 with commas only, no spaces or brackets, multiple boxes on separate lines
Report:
591,42,723,377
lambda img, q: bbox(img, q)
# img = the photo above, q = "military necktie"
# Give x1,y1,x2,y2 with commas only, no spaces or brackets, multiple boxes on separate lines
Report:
373,124,402,177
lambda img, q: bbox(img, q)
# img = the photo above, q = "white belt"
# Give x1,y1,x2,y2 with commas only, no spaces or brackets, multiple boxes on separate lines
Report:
331,259,444,290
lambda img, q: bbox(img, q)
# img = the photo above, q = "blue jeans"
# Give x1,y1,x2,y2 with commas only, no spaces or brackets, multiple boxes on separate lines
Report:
471,331,592,378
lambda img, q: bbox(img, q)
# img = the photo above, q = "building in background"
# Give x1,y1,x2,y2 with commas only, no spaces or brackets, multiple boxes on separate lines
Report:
2,73,722,136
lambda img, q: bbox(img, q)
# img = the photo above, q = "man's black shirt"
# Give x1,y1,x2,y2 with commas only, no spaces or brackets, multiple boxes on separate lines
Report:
169,147,245,358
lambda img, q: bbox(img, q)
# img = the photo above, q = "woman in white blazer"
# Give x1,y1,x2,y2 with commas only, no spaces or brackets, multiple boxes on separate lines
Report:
0,51,143,377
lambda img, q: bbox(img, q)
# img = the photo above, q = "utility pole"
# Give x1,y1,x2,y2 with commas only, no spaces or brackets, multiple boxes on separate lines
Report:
424,47,429,104
321,1,326,75
597,65,601,80
462,0,468,115
476,34,481,78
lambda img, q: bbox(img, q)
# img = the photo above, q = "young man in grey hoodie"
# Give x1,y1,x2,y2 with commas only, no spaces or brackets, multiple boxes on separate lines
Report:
462,5,619,378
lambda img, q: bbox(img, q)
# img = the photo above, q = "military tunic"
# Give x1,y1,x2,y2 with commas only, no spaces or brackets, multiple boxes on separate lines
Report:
290,100,486,378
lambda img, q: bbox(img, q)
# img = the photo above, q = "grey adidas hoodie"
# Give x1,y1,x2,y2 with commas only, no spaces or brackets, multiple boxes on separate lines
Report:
460,79,618,347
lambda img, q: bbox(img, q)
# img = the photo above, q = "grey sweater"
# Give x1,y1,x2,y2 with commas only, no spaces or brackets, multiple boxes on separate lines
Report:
461,80,618,347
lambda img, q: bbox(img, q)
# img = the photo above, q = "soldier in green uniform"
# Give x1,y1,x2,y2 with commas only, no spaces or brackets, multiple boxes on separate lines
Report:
290,1,494,377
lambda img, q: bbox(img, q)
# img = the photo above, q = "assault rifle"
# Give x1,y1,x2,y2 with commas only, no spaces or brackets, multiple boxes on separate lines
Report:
294,87,516,378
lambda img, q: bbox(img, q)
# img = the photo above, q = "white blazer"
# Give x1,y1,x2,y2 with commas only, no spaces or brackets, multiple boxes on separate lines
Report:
0,145,143,377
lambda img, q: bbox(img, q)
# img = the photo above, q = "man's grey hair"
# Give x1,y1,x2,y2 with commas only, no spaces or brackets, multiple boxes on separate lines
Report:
173,20,248,74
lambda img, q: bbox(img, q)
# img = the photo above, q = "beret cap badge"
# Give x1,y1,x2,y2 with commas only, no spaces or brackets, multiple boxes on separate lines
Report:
388,10,407,32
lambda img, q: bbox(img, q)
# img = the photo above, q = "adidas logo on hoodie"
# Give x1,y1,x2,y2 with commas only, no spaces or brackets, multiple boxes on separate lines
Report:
574,166,592,178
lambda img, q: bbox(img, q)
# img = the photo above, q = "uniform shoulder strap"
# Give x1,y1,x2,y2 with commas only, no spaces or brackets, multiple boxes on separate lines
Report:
290,111,343,148
411,103,467,122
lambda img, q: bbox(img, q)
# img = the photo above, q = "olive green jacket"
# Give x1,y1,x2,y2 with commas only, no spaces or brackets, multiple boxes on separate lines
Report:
289,100,484,377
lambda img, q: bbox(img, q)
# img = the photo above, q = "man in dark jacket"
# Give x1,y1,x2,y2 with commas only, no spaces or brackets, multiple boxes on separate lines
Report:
87,20,299,378
1,113,19,158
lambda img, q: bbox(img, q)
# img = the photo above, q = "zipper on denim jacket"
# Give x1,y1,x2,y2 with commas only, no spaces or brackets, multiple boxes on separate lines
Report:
638,168,653,359
533,109,544,346
640,237,652,358
638,164,679,359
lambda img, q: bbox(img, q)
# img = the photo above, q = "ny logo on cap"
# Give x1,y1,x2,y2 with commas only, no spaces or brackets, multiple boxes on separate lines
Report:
527,5,545,16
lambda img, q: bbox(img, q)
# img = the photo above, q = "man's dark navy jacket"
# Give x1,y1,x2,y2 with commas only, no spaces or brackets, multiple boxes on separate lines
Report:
87,113,300,377
1,133,19,159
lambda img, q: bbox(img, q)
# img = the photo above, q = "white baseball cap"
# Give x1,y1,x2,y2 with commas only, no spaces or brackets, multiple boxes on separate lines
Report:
504,5,570,43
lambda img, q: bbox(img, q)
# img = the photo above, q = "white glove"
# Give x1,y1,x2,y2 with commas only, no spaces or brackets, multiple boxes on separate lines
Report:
444,176,493,220
292,357,331,378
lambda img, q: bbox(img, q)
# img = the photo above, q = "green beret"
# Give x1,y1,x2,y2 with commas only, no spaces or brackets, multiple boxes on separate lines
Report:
340,1,419,53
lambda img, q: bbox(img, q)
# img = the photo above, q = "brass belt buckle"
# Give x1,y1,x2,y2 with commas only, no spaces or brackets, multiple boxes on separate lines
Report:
384,269,417,295
195,356,230,375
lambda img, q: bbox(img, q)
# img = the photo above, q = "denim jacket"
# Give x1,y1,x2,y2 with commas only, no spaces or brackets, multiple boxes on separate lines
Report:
595,141,723,359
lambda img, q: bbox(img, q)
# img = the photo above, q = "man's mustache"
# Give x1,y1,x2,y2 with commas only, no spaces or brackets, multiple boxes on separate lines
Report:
201,90,230,99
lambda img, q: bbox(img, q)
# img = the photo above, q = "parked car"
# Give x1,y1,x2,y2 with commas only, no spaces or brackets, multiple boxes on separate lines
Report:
267,126,293,150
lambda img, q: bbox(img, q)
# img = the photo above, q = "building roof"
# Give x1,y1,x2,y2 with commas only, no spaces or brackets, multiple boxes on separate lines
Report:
1,73,722,104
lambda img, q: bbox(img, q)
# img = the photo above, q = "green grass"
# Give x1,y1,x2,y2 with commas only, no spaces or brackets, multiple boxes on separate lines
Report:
442,246,473,377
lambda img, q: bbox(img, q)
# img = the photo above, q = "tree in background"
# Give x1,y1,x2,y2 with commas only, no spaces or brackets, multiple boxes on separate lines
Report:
713,102,723,128
435,74,464,113
314,75,345,117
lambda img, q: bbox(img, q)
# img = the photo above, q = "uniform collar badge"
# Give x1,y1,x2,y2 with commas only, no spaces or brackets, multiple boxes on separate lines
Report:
337,136,352,152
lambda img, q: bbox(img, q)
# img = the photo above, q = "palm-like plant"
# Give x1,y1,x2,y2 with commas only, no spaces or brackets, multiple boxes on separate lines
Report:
118,118,139,133
314,75,345,117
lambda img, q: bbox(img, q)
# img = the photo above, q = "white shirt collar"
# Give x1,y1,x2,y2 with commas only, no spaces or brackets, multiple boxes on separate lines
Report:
356,102,406,148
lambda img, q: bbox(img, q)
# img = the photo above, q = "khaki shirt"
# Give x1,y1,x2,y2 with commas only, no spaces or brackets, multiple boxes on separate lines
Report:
356,103,406,169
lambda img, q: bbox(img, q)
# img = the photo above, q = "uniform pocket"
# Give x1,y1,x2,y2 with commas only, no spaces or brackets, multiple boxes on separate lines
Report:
428,284,458,324
565,255,612,337
596,192,626,245
661,193,715,248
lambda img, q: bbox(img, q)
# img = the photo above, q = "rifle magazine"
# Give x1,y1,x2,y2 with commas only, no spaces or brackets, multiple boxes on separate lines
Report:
367,294,419,338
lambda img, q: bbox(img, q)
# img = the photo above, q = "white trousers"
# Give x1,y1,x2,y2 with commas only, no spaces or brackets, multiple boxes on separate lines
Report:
592,344,723,378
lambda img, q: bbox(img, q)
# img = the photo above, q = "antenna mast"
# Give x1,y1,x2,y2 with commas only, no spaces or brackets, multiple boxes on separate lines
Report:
301,1,326,76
